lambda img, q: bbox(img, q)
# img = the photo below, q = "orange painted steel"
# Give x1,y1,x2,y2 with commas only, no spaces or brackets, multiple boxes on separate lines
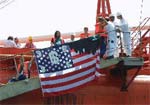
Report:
96,0,111,21
0,26,149,44
0,48,37,83
95,0,111,34
0,46,150,105
0,0,150,104
0,70,150,105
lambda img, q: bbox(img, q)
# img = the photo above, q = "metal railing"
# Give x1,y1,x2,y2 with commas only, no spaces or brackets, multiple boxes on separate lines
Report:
131,17,150,55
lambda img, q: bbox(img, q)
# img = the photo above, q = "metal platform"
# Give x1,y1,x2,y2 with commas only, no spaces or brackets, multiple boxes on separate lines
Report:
100,57,144,69
0,77,40,101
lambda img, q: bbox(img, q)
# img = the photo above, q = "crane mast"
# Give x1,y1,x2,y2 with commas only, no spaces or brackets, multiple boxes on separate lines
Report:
95,0,111,34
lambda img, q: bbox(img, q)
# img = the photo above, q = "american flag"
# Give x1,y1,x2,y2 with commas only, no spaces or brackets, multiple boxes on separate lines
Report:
34,45,100,97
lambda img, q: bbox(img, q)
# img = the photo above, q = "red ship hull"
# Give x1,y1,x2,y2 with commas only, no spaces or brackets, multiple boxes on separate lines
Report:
0,48,149,105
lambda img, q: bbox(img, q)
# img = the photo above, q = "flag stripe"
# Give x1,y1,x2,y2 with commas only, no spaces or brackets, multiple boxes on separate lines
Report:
72,52,92,59
43,77,94,97
41,66,95,85
39,57,96,78
43,75,95,93
42,70,95,88
72,53,95,64
41,49,97,95
73,55,96,66
41,64,95,81
96,52,101,70
34,45,101,97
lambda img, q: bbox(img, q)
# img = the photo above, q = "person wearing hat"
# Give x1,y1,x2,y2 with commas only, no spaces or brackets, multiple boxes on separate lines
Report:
24,36,36,48
109,14,115,23
116,12,131,56
98,17,117,59
109,14,119,57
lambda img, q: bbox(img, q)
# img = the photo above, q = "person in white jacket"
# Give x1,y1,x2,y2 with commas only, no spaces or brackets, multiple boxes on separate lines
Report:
4,36,17,48
98,17,117,59
116,12,132,56
109,14,119,57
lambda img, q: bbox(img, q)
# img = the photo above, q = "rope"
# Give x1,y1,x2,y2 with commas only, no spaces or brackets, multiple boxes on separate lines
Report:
139,0,144,57
0,0,15,10
139,0,144,24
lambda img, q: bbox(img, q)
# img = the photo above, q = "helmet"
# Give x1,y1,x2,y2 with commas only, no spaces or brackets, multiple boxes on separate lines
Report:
116,12,122,16
28,36,32,41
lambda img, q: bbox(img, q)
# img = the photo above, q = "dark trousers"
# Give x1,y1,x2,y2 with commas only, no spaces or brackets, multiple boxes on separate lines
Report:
100,36,107,58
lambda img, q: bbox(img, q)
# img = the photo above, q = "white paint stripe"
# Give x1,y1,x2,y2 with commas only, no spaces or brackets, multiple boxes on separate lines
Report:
41,67,95,85
43,75,95,93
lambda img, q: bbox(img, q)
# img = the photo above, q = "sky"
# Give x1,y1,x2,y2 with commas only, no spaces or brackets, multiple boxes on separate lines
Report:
0,0,149,40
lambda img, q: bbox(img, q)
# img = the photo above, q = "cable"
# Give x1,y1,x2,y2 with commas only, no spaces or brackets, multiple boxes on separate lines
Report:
139,0,144,23
139,0,144,57
0,0,15,10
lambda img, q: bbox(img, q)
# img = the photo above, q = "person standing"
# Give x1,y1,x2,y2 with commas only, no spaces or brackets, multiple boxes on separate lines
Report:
80,27,92,39
98,17,117,59
24,36,36,48
116,12,132,56
51,31,65,46
69,34,75,42
14,37,21,48
109,14,118,26
109,14,119,57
